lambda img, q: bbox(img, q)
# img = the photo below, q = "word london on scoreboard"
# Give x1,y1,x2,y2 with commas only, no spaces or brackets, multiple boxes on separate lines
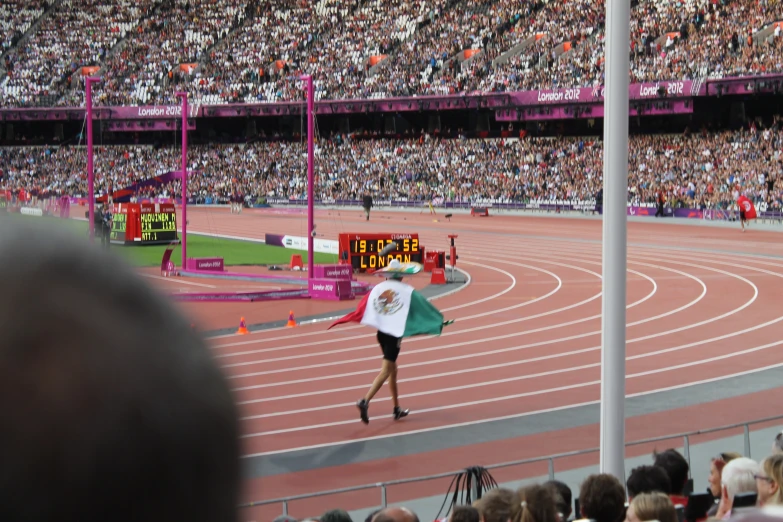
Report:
338,233,423,271
110,202,178,245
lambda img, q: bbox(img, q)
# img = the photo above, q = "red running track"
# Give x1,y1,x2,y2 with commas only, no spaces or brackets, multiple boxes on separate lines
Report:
109,206,783,519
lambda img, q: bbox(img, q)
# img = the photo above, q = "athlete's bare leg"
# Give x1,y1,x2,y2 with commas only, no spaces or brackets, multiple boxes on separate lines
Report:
364,360,393,403
357,359,407,423
388,362,399,409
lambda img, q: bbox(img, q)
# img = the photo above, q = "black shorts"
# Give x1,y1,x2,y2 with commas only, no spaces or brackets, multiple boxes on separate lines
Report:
377,331,401,362
740,209,746,221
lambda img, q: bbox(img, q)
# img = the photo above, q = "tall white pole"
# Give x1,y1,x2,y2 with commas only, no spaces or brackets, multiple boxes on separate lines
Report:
599,0,630,482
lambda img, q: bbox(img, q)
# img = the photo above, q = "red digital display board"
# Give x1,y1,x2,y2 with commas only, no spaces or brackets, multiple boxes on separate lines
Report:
111,202,178,245
338,232,424,271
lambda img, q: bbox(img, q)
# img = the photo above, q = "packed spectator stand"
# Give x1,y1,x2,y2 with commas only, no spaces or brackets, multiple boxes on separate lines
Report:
2,121,782,213
1,0,781,107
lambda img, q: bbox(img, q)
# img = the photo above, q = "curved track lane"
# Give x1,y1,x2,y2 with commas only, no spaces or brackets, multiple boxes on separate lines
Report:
135,208,783,519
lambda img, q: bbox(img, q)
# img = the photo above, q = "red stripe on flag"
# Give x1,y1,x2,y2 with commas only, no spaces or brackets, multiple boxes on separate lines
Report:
327,293,370,330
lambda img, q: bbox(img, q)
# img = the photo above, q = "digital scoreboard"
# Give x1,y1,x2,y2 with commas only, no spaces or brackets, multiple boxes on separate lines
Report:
111,202,178,245
338,233,424,271
139,210,177,242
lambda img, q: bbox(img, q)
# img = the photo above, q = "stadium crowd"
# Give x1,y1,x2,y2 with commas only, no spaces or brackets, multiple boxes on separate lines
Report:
1,0,156,107
264,442,783,522
2,122,782,211
2,0,782,107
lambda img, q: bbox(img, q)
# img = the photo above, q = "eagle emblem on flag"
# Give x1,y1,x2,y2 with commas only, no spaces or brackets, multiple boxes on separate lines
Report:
373,289,403,315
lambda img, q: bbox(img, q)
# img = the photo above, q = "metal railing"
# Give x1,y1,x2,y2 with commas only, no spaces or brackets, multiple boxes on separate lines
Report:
239,414,783,516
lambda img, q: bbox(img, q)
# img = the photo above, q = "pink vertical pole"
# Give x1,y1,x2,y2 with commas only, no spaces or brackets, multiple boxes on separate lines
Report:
301,74,315,278
176,92,188,269
85,76,100,242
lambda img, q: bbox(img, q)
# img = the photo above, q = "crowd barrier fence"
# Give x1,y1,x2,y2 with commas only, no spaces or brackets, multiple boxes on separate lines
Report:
239,414,783,516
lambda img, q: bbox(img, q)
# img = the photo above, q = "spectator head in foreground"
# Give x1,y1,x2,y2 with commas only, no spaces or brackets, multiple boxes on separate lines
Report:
579,474,627,522
625,492,676,522
716,457,761,518
626,465,672,499
653,449,690,497
757,454,783,507
372,507,419,522
365,510,382,522
0,217,240,522
473,487,520,522
450,506,480,522
322,510,353,522
710,453,743,499
773,431,783,456
544,480,573,520
513,484,560,522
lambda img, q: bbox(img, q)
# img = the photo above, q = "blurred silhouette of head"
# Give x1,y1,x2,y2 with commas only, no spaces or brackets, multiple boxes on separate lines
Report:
0,216,240,522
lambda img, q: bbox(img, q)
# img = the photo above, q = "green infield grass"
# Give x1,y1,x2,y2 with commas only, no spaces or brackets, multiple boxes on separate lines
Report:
2,213,338,267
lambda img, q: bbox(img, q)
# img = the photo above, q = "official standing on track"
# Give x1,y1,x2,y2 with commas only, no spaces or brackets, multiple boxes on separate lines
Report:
362,193,373,221
100,202,112,249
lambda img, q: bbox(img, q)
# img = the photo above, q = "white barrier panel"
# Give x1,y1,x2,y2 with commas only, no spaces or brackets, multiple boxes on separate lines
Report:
20,207,43,217
282,235,339,255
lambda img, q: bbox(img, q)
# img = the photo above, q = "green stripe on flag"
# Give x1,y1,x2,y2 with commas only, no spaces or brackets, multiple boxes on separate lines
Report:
402,290,446,337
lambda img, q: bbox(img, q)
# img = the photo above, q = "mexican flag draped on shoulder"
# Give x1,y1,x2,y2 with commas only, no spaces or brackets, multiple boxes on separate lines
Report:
328,261,453,338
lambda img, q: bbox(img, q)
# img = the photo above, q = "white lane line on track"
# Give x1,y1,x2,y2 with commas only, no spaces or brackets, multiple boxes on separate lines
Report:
249,250,776,405
206,265,475,340
227,259,679,385
216,256,620,361
240,292,780,419
231,257,753,395
215,260,562,358
212,261,513,348
239,356,783,457
225,254,713,376
219,253,662,361
241,330,783,422
140,273,217,288
169,222,783,453
233,262,707,410
208,263,490,344
236,257,771,434
213,237,691,353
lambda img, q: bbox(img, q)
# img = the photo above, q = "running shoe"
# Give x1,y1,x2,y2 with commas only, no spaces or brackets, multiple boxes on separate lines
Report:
393,406,409,420
357,399,369,424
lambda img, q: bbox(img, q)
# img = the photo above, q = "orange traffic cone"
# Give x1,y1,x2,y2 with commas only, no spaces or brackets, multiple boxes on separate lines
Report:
286,311,297,328
236,317,249,335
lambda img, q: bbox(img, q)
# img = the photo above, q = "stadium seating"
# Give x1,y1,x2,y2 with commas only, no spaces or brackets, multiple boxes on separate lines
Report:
2,126,781,212
1,0,781,106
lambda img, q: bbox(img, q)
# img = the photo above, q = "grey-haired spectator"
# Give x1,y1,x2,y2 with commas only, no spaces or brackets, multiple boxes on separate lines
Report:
715,457,760,519
372,507,419,522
